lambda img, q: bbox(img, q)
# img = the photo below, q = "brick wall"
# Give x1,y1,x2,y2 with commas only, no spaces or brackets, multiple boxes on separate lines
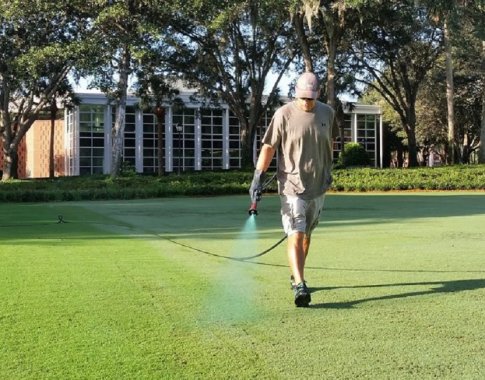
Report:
0,119,65,179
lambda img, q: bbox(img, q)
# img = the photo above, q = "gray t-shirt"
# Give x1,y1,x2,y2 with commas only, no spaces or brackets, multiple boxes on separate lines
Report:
262,100,336,200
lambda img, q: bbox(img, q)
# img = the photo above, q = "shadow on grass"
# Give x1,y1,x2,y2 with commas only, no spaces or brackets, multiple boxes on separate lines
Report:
308,278,485,309
1,194,485,241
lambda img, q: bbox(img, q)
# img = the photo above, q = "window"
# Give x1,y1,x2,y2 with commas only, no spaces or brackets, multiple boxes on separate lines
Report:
173,108,196,172
142,112,165,173
228,111,241,168
200,108,223,169
66,109,75,175
356,114,377,164
79,105,105,175
111,106,136,168
333,114,352,161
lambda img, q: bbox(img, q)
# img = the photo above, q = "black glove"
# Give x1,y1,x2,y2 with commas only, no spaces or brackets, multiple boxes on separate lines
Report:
249,169,266,203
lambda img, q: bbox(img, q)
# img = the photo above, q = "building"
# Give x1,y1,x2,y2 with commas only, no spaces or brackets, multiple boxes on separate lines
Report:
0,119,65,179
2,92,382,178
339,102,384,167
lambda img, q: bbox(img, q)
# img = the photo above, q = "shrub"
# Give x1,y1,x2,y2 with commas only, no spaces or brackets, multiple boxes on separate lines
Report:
1,165,485,202
337,143,371,167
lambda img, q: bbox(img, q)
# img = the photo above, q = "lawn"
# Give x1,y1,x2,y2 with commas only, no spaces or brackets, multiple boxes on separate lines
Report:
1,192,484,379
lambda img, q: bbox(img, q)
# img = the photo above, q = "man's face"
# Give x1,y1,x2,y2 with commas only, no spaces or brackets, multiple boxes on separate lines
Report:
297,97,316,112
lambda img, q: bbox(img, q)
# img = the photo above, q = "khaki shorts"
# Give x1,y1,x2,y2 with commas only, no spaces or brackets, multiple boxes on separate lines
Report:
280,194,325,236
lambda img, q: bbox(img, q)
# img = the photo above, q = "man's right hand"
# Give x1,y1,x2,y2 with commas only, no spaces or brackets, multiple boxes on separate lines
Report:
249,169,266,203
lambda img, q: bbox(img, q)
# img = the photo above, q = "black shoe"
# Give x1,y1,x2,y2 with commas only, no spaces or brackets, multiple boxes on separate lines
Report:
294,282,311,307
290,275,307,290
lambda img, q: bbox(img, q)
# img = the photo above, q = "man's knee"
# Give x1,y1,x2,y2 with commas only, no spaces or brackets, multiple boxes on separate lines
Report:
288,231,306,248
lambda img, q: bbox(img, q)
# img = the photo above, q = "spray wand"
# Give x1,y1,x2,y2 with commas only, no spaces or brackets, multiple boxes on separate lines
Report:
247,171,275,216
248,189,262,215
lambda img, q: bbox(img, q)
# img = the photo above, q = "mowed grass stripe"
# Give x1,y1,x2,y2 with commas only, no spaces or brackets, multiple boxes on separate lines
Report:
1,193,484,379
0,204,275,378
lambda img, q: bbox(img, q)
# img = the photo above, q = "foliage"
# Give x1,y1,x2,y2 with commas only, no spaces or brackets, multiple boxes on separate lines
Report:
361,5,483,166
337,142,371,167
0,0,94,180
417,53,483,164
164,0,296,167
80,0,173,177
1,166,485,202
350,0,444,167
332,165,485,192
1,0,483,178
291,0,365,107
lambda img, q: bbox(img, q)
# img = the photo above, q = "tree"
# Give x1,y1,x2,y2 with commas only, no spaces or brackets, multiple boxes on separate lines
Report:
419,0,484,164
446,13,483,164
351,1,444,167
471,3,485,163
84,0,169,178
166,0,297,167
481,40,485,163
289,0,367,154
0,1,92,180
412,0,484,164
414,70,448,164
422,0,459,164
443,14,457,164
291,1,362,107
134,73,180,176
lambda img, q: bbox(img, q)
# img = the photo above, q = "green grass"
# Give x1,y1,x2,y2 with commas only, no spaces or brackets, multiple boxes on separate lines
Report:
1,193,485,379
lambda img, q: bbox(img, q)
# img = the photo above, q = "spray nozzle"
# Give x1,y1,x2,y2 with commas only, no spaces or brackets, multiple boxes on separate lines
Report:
248,202,258,215
248,207,258,216
248,189,262,215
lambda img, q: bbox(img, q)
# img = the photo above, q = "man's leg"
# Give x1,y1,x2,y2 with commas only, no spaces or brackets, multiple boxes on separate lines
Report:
288,234,311,284
303,235,311,261
281,195,322,307
287,232,306,285
288,232,312,307
300,194,324,267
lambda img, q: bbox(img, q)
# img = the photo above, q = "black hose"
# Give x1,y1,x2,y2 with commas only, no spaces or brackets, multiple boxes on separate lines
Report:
0,215,286,262
162,234,287,262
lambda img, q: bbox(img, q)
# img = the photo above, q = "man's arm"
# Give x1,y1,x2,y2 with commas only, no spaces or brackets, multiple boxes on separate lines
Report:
249,144,276,210
255,144,276,172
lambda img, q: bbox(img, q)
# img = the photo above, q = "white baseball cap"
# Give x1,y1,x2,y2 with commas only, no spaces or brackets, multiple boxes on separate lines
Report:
295,72,320,99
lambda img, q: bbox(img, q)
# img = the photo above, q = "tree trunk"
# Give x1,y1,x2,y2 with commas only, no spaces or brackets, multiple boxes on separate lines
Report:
479,40,485,164
293,13,313,72
444,16,456,165
2,145,18,180
1,117,19,180
407,131,419,167
0,79,12,180
396,144,404,168
401,109,419,167
462,133,470,164
110,47,131,178
49,101,57,178
480,91,485,164
111,103,127,177
240,118,253,168
327,41,337,109
326,33,337,110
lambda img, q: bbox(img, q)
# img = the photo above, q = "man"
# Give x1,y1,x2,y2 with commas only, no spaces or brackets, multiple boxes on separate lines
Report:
250,72,336,307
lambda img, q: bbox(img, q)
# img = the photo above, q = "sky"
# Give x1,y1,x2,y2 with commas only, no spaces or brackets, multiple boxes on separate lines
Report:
73,72,357,102
72,73,295,95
